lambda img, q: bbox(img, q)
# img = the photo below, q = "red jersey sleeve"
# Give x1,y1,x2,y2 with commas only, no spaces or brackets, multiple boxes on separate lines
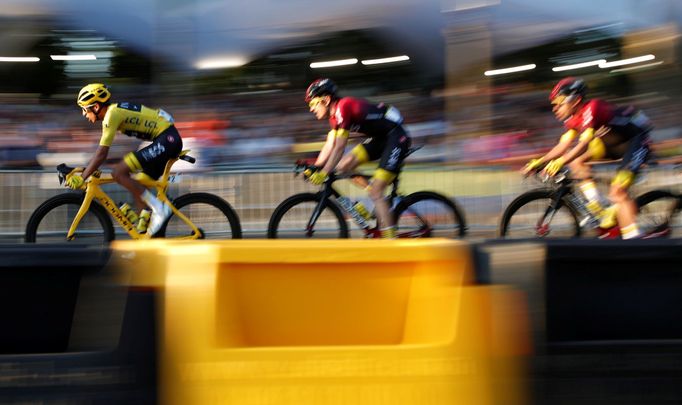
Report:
331,98,354,130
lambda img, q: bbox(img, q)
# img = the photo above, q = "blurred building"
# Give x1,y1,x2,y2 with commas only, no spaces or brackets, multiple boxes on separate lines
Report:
0,1,681,167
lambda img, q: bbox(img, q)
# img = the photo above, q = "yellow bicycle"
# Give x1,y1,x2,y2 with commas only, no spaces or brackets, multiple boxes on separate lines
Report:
25,151,241,244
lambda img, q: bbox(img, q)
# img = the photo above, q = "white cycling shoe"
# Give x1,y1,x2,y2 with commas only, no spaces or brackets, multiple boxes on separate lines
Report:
148,203,172,236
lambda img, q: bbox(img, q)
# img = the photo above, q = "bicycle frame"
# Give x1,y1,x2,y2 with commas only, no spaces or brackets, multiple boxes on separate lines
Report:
66,153,199,240
304,169,428,238
527,161,665,236
540,159,660,229
518,165,678,239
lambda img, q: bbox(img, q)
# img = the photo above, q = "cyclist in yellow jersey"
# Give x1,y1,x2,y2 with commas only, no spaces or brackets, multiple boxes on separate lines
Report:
66,83,183,235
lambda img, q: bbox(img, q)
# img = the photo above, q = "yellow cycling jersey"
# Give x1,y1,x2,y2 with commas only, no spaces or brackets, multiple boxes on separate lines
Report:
99,102,174,147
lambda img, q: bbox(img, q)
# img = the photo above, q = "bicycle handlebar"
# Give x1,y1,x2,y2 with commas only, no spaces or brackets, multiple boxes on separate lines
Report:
180,154,196,164
293,160,317,177
520,160,567,183
56,164,90,186
292,161,372,183
524,166,570,185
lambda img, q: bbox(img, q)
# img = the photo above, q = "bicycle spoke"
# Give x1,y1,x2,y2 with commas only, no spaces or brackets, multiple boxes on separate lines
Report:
501,192,579,238
165,203,236,239
277,202,345,238
28,200,109,244
394,193,465,239
637,191,681,238
269,195,348,239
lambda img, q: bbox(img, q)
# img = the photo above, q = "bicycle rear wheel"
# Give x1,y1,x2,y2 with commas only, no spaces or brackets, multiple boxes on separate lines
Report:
636,190,681,238
499,189,581,238
25,193,114,244
158,193,242,239
392,191,466,238
267,193,349,238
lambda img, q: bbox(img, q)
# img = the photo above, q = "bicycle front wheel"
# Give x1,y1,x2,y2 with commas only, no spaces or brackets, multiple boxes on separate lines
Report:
499,189,581,238
25,193,115,244
158,193,242,239
636,190,681,237
393,191,467,238
267,193,349,238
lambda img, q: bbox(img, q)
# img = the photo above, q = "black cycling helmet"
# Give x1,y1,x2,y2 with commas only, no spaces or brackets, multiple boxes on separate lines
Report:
550,77,587,104
305,78,338,103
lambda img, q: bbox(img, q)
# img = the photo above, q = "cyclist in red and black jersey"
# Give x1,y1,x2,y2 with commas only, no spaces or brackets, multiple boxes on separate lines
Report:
304,78,412,239
522,77,654,239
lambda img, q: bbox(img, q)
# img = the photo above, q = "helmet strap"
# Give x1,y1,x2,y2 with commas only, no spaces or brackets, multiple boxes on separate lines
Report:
327,97,338,114
92,103,107,120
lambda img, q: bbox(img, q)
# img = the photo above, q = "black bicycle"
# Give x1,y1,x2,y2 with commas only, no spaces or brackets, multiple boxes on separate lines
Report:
498,168,680,239
267,152,467,239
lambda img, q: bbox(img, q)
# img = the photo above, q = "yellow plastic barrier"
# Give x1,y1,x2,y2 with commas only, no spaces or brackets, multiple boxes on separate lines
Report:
112,239,527,405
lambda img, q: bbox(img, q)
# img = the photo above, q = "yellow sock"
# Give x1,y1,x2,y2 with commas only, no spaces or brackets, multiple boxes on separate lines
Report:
380,227,396,239
586,200,604,217
620,223,641,239
579,180,604,216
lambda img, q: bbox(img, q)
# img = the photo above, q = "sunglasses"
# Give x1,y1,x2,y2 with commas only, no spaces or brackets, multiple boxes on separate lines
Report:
550,96,564,105
308,97,323,109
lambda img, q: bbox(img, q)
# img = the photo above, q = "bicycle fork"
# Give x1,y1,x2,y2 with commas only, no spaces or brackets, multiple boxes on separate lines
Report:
536,189,571,237
66,190,99,240
306,188,335,237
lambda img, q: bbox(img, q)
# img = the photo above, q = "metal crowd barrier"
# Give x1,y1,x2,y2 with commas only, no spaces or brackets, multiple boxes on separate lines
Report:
0,164,680,241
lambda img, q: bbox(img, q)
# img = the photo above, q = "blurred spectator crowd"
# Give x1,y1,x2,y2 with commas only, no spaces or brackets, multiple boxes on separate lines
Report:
0,85,680,171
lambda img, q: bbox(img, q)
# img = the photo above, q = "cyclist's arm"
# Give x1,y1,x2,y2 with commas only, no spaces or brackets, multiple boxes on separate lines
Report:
314,130,336,167
541,129,577,161
320,129,350,174
559,128,595,164
81,111,120,179
82,145,109,180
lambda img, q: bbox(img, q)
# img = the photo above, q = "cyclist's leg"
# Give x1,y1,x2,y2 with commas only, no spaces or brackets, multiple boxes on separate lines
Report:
371,128,411,238
125,128,182,233
342,140,378,188
368,173,393,231
610,134,650,238
337,151,361,173
112,159,147,209
571,139,605,222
